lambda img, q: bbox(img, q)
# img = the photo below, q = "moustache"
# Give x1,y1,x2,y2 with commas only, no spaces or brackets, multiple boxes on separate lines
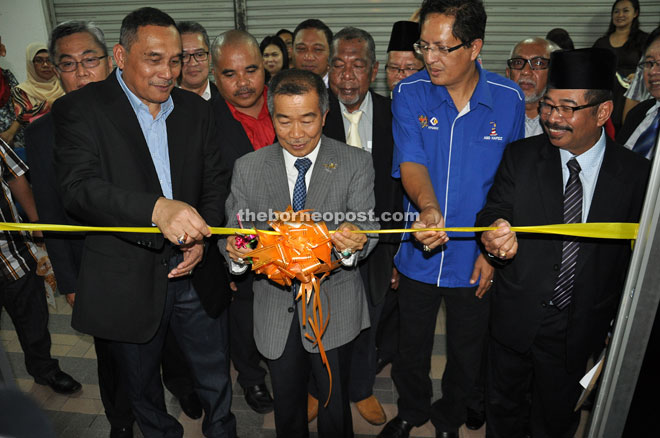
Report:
150,80,173,87
518,78,537,87
234,87,255,97
544,121,573,132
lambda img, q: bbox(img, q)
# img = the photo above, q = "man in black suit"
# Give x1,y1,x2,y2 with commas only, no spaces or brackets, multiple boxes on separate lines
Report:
177,21,218,101
52,8,235,437
209,29,275,414
477,48,650,438
617,27,660,159
322,26,403,426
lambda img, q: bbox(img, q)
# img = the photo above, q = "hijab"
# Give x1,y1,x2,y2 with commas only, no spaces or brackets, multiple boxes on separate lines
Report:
16,42,64,105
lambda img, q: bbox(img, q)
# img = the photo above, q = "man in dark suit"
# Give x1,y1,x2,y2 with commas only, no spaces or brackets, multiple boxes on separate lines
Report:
51,8,235,437
223,68,378,438
477,48,650,438
177,21,218,101
209,29,275,414
322,26,402,426
617,27,660,159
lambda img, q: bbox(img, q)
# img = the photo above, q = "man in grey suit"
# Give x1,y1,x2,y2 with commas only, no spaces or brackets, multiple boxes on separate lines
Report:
223,68,378,438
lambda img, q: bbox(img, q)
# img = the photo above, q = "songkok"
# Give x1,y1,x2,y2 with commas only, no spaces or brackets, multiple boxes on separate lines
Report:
387,21,420,52
548,48,616,91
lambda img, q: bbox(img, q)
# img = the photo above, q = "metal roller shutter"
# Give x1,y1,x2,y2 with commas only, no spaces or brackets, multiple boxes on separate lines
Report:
51,0,660,96
51,0,236,51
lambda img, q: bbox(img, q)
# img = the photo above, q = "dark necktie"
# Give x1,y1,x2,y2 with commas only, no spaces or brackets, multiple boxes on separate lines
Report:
632,108,660,159
551,158,582,310
292,158,312,211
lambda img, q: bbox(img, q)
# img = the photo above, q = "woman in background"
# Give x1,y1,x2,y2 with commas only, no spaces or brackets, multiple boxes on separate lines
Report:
593,0,648,131
260,36,289,83
11,42,64,126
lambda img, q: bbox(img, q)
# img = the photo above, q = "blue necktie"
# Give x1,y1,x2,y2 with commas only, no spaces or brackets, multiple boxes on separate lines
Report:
292,158,312,211
632,109,660,159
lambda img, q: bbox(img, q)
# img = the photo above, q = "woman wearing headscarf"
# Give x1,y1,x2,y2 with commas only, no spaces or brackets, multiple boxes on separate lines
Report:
11,42,64,125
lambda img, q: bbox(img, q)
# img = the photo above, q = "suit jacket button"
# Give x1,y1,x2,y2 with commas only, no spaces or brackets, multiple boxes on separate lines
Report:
541,301,547,307
553,264,559,271
161,259,168,267
287,307,294,313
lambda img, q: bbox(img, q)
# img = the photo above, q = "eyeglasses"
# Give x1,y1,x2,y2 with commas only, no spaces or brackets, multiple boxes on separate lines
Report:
539,101,603,118
638,60,660,70
33,57,51,65
56,55,108,72
507,56,550,71
413,41,468,57
182,51,209,63
385,64,423,75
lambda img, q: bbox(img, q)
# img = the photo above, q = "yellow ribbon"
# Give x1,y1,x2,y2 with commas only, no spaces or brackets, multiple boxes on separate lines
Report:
0,222,639,240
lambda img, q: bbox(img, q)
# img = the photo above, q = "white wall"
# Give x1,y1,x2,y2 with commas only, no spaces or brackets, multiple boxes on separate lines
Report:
0,0,50,83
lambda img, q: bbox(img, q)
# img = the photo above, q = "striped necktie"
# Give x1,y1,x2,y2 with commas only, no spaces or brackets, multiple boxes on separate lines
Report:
632,108,660,159
551,158,582,310
292,158,312,211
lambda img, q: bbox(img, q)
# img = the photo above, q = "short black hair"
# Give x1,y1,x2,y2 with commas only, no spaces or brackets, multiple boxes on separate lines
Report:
119,7,177,50
546,28,575,51
176,21,210,50
293,19,333,48
260,35,289,70
419,0,486,44
267,68,329,115
48,21,108,64
584,89,614,115
644,26,660,53
276,29,293,38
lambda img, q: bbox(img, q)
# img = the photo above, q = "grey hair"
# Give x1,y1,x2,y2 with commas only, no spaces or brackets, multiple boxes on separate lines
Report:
48,21,108,63
267,68,329,115
509,37,560,61
330,27,376,66
211,29,260,62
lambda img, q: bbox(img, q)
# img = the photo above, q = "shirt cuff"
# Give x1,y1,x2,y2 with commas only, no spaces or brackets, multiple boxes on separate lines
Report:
229,259,249,275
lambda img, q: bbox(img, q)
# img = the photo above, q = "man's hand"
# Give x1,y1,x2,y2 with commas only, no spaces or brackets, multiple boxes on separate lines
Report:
412,206,449,250
391,267,400,290
152,197,211,245
168,241,204,278
470,253,494,298
481,219,518,260
331,222,367,254
226,236,254,262
65,293,76,307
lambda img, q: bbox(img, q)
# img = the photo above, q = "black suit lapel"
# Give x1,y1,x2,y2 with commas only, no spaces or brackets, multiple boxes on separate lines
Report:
536,139,565,253
574,139,624,277
323,92,347,143
99,72,162,195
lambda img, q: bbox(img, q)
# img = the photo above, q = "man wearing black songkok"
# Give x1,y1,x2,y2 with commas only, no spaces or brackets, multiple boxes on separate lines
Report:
476,48,650,437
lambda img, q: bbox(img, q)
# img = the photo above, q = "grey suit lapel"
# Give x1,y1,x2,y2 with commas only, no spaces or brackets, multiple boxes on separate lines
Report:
306,136,337,210
263,144,292,211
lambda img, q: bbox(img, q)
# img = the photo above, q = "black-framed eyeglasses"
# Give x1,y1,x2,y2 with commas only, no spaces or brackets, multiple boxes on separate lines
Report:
539,101,603,118
56,55,108,72
182,51,209,63
507,56,550,71
638,60,660,70
413,41,469,57
33,57,51,65
385,64,424,75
